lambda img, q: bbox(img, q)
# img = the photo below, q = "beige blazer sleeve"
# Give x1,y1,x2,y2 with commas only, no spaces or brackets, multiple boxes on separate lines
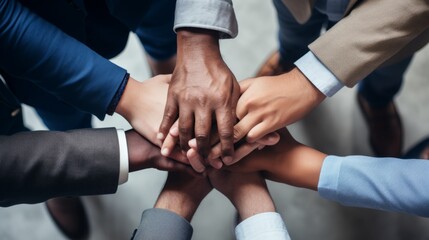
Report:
0,128,120,206
309,0,429,87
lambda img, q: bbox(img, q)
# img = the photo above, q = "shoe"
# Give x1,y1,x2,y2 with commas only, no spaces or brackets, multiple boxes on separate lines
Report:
403,137,429,159
357,94,403,157
46,197,89,239
255,51,294,77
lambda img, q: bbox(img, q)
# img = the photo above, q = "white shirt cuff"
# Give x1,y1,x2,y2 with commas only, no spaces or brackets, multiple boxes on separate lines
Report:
295,51,344,97
235,212,291,240
116,129,129,185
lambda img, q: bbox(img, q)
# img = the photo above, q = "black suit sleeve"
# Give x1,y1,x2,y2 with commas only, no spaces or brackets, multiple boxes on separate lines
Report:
0,128,120,206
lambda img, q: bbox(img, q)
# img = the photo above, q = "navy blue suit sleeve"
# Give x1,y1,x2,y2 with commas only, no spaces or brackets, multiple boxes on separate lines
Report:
0,0,127,119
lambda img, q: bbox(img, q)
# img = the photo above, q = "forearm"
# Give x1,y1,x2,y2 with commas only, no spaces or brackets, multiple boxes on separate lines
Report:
0,0,126,119
154,172,212,222
154,189,201,222
264,144,326,191
234,182,275,221
176,29,222,65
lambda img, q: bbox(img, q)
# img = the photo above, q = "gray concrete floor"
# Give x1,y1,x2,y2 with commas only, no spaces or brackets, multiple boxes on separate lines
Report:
1,1,429,239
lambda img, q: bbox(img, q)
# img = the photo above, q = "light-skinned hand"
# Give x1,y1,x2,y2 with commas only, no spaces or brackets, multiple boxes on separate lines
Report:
233,67,325,146
116,75,170,146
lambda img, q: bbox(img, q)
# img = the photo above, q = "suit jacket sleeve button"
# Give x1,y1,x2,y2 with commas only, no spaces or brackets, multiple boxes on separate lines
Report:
11,108,20,117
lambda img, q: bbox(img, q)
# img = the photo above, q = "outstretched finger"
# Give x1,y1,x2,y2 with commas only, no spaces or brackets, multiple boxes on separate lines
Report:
187,148,206,173
158,96,178,142
194,109,212,160
225,131,280,166
256,131,280,147
161,122,179,157
247,121,278,143
178,107,194,152
238,78,253,94
205,115,258,166
215,107,234,165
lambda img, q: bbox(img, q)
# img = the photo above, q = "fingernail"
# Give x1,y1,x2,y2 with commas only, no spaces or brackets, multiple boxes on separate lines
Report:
161,148,170,156
213,160,223,169
223,156,233,165
188,139,197,148
258,145,265,150
170,127,179,136
157,133,164,140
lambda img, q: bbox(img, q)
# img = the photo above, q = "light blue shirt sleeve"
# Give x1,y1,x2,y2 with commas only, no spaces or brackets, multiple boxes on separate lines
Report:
318,155,429,217
295,51,344,97
235,212,291,240
174,0,238,38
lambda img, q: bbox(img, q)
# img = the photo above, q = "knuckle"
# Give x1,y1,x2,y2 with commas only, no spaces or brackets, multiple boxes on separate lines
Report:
233,127,243,141
179,126,190,135
219,130,233,140
217,126,233,138
196,95,208,107
163,108,177,120
195,135,209,142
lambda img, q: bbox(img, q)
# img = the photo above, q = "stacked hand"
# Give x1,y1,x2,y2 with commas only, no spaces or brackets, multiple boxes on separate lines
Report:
116,59,325,178
155,167,275,222
227,128,327,191
125,130,191,173
201,68,326,168
158,29,240,165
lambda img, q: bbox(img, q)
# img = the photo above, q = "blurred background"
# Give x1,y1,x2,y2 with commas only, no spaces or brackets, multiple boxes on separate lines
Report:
1,0,429,239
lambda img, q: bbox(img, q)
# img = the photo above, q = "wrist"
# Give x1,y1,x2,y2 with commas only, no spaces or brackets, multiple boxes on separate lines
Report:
231,184,275,221
177,28,221,61
125,130,144,172
115,77,140,121
277,145,326,191
294,147,326,191
107,73,129,115
155,190,201,222
291,67,326,103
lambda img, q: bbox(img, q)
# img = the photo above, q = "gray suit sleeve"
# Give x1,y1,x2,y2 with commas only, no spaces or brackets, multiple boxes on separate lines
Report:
132,208,193,240
174,0,238,38
0,128,120,206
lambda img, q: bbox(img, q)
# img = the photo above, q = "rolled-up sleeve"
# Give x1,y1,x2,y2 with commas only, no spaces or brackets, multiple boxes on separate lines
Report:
174,0,238,38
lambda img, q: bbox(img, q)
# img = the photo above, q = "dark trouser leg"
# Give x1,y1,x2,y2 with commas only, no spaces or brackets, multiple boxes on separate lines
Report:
356,56,413,157
358,57,413,108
